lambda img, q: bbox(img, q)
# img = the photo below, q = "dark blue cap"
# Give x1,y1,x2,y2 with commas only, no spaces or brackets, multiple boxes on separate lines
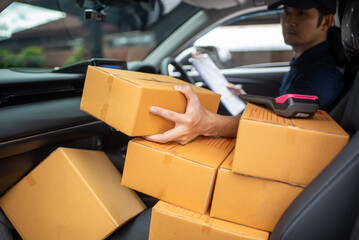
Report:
268,0,337,14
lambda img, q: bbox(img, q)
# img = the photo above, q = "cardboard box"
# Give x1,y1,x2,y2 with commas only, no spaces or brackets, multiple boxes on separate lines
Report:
210,151,303,232
80,66,221,136
149,201,269,240
122,136,235,214
233,103,349,185
0,148,146,240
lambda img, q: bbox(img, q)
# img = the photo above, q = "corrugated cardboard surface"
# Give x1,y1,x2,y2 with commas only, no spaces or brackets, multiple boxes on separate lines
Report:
80,66,221,136
149,201,269,240
0,148,146,240
122,136,235,214
233,103,349,185
211,151,303,232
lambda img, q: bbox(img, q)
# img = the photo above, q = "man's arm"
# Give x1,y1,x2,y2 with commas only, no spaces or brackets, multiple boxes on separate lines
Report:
144,85,240,145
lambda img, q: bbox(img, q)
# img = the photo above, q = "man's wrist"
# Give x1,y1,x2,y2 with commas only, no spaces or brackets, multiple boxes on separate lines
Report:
203,113,240,138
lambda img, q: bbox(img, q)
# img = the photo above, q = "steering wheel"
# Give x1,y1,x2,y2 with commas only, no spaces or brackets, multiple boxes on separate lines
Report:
160,57,196,84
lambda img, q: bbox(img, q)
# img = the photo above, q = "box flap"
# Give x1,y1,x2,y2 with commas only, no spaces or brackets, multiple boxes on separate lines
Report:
92,66,184,88
133,136,235,168
292,110,349,135
242,103,349,136
61,148,146,226
92,66,218,96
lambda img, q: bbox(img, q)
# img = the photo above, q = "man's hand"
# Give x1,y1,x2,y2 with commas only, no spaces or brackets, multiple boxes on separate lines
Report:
227,83,246,95
144,85,241,145
144,85,214,145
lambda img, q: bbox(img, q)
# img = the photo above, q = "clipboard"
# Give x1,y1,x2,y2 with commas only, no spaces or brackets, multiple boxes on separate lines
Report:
191,53,246,116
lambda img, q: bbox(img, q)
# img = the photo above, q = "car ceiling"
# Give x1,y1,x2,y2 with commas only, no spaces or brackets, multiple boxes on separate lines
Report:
183,0,243,9
0,0,12,12
0,0,278,12
183,0,278,9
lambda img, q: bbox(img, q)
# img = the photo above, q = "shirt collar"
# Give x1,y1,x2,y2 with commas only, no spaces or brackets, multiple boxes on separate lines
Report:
290,41,330,67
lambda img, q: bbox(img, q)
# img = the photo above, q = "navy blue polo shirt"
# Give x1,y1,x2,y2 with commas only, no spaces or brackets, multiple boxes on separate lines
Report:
278,41,343,110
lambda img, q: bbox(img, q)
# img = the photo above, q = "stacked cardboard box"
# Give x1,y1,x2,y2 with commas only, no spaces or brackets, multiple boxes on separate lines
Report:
0,148,146,240
210,151,303,231
122,136,235,214
232,103,349,186
210,103,349,231
80,66,221,136
149,201,269,240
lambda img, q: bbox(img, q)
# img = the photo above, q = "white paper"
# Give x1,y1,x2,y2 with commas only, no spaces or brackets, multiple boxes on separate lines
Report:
191,54,246,116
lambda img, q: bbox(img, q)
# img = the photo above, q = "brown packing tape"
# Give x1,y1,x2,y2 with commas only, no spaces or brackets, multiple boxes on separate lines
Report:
94,67,140,86
137,77,178,85
202,215,213,235
107,75,114,92
99,75,115,120
100,104,109,120
280,126,297,181
157,189,167,200
26,174,36,186
156,154,173,199
157,142,182,155
96,66,181,85
162,154,173,165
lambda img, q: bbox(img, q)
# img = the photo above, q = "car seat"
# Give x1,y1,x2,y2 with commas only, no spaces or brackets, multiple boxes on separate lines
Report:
0,208,13,240
328,26,346,70
270,0,359,239
329,0,359,122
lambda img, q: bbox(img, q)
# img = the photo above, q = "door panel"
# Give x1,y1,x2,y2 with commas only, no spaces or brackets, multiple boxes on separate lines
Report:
188,65,289,96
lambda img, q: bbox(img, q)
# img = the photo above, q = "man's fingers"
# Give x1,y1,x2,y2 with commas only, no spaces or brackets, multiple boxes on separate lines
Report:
144,85,203,144
227,83,246,95
143,134,169,144
144,128,181,144
174,85,199,106
149,106,184,123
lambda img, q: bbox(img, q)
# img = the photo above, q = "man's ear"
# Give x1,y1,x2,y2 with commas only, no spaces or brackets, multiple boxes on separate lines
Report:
322,14,334,31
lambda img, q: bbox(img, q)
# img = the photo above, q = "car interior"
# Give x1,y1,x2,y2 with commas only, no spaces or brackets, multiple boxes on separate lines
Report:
0,0,358,239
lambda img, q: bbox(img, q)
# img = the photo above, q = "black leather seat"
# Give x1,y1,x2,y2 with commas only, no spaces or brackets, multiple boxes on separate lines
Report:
329,0,359,122
0,208,12,240
328,25,346,69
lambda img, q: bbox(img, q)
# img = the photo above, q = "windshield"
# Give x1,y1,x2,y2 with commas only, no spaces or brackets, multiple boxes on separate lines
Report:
0,0,199,69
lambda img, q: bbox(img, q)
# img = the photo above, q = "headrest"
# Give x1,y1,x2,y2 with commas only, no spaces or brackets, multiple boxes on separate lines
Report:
328,26,346,68
341,0,359,65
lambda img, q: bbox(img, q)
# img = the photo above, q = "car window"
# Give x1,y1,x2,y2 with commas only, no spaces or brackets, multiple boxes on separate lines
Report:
0,0,199,69
177,10,292,69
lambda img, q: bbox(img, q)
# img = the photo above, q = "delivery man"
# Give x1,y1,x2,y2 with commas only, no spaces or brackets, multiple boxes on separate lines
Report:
145,0,342,144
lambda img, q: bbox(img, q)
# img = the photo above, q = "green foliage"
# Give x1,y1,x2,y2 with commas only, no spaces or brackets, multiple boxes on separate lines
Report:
63,46,84,66
0,46,46,68
0,49,17,68
18,46,46,67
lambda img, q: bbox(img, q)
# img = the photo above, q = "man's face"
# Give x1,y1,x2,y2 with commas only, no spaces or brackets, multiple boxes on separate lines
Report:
281,6,325,49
